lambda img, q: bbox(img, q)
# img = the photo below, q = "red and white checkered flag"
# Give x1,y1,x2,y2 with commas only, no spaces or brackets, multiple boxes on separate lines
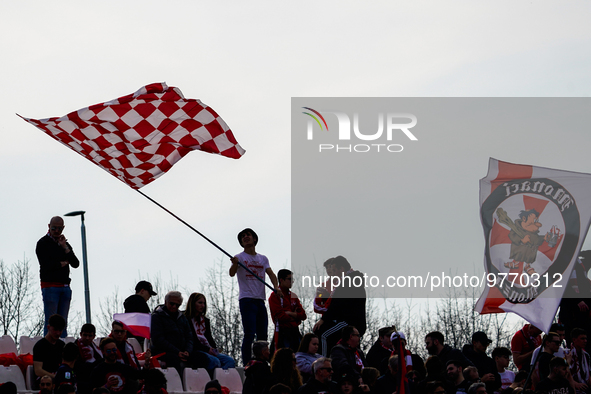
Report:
20,83,245,189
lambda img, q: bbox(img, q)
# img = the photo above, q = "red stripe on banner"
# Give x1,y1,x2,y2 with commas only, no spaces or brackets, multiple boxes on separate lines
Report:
480,286,506,313
490,219,511,247
523,195,550,215
491,161,533,194
124,324,150,339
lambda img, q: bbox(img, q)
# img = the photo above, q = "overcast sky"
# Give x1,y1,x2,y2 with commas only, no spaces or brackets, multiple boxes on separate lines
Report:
1,1,590,328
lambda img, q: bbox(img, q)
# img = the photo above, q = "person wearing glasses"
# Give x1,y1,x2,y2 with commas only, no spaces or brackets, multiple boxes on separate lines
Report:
150,291,193,374
109,321,145,370
36,216,80,337
532,332,563,388
90,338,147,394
297,357,338,394
329,326,368,391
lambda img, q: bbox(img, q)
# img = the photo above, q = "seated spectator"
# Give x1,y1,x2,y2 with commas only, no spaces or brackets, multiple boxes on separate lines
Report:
34,314,66,380
567,328,591,394
361,367,379,392
426,381,447,394
151,291,193,373
533,332,561,386
38,375,54,394
54,343,78,389
184,292,235,372
0,382,17,394
75,323,103,394
269,383,292,394
244,341,272,394
204,380,222,394
336,374,360,394
110,321,141,369
374,355,403,394
500,370,527,394
137,368,167,394
296,333,322,382
297,357,338,394
462,332,501,393
447,359,471,394
492,347,515,393
530,324,567,370
417,356,447,394
536,357,574,394
366,326,395,375
90,338,145,394
464,366,481,385
330,326,367,388
468,382,487,394
270,348,303,393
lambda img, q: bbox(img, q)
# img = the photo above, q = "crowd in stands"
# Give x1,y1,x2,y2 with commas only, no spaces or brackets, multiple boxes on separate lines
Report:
2,223,591,394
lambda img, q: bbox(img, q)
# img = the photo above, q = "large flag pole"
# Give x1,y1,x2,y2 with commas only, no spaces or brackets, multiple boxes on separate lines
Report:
20,83,276,291
136,190,275,292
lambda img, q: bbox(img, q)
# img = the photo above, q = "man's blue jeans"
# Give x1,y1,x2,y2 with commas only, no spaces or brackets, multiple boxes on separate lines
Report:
42,286,71,337
239,298,268,365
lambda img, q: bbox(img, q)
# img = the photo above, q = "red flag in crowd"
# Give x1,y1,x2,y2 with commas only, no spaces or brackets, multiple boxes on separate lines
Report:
20,83,245,189
113,313,151,339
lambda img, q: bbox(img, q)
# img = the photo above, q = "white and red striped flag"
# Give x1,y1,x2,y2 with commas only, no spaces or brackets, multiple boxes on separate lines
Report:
113,313,151,339
19,83,245,189
475,158,591,332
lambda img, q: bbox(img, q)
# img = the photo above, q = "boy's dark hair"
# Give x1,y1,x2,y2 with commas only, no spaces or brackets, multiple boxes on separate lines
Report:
278,269,292,281
425,331,445,344
62,342,79,362
550,356,568,370
238,228,258,247
492,347,512,359
100,337,115,350
268,383,291,394
332,255,351,271
571,327,586,340
80,323,96,334
48,314,66,331
57,385,76,394
515,370,528,382
378,326,396,338
252,340,269,359
323,257,334,268
341,325,358,342
550,323,565,332
142,368,167,389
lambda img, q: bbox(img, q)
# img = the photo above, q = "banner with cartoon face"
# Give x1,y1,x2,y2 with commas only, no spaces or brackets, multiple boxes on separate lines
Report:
476,158,591,332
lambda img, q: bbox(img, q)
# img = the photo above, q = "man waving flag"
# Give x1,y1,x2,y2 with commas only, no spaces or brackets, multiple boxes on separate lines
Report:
476,158,591,332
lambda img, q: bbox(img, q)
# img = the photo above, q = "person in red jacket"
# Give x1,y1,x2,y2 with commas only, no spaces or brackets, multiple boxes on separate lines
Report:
269,269,307,353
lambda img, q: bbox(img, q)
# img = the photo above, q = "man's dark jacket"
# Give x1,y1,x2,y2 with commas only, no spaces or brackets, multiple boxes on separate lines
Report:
150,305,193,359
322,270,366,336
366,339,391,375
330,343,367,382
462,344,501,392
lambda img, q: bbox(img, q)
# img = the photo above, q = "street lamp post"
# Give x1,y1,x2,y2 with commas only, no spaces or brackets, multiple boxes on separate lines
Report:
64,210,91,323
